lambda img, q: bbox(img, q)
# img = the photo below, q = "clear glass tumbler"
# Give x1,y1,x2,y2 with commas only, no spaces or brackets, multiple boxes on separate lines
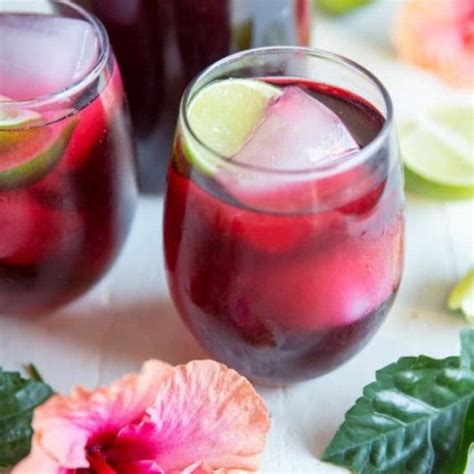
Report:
0,1,137,315
164,47,405,384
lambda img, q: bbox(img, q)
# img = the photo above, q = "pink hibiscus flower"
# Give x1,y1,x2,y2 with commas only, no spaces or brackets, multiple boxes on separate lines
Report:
394,0,474,88
13,360,270,474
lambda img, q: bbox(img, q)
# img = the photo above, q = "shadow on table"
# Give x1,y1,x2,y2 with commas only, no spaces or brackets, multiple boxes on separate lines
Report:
41,296,208,371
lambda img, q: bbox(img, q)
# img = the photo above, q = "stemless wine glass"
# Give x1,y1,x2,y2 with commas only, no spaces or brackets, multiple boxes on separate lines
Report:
164,47,405,385
0,1,137,315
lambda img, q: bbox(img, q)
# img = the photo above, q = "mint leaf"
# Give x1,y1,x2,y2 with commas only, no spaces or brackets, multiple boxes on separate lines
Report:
0,368,52,467
323,330,474,473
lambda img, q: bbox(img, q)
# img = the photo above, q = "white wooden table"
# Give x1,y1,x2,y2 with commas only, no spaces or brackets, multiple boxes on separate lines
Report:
1,3,473,472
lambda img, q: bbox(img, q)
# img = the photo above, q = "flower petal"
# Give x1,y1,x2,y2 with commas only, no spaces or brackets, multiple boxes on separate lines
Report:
114,460,164,474
11,435,66,474
104,422,161,462
394,0,474,88
34,360,173,468
180,463,213,474
178,461,246,474
133,360,270,471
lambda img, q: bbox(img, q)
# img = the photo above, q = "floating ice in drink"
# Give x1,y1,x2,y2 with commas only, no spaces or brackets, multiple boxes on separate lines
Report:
0,15,98,99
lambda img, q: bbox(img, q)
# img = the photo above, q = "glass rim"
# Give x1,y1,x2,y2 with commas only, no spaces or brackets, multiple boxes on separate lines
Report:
0,0,109,109
181,46,394,176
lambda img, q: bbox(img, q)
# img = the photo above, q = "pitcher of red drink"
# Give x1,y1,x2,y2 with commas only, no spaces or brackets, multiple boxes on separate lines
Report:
80,0,312,192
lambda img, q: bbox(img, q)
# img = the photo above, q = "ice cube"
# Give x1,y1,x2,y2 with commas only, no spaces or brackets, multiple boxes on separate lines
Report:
220,86,360,212
227,231,402,331
0,15,98,99
234,86,359,170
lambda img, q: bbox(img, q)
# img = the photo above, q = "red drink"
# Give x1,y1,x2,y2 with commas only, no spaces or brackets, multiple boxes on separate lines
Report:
84,0,312,192
164,50,404,384
0,6,137,315
84,0,165,139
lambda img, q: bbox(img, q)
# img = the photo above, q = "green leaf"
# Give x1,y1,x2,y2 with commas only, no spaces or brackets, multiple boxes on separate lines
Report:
25,364,44,384
461,329,474,371
323,332,474,473
0,368,52,467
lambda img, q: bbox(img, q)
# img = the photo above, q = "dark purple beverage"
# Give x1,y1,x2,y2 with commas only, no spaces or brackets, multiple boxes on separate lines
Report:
84,0,312,192
0,7,137,315
164,76,404,384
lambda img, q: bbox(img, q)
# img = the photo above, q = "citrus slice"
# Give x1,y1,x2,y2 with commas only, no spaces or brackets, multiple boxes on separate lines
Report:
0,95,43,155
448,269,474,324
0,104,41,130
316,0,372,16
400,105,474,200
183,78,281,174
0,101,77,190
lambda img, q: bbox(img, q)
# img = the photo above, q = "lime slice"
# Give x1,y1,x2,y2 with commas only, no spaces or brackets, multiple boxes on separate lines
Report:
0,118,77,190
183,78,281,174
316,0,372,15
400,105,474,200
448,269,474,324
0,108,41,130
0,95,78,189
0,96,43,155
0,96,42,130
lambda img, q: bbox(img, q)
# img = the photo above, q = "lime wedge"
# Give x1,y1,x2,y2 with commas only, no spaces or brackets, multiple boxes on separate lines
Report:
0,96,43,155
0,98,41,130
0,95,78,189
0,108,41,130
448,269,474,324
316,0,372,15
0,118,77,190
400,105,474,200
184,78,281,174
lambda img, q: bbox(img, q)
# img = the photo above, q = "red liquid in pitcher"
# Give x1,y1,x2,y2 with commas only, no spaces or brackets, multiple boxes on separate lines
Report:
164,79,404,384
86,0,312,191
